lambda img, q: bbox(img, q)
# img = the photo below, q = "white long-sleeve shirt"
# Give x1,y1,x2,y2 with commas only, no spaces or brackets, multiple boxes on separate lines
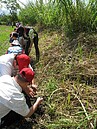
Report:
0,53,33,77
0,53,15,76
0,75,30,122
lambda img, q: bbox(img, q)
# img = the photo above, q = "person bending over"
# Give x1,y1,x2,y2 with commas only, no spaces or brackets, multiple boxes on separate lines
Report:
0,68,43,128
0,53,36,96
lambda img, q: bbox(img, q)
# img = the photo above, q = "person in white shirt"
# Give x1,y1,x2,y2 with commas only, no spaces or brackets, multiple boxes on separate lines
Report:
0,53,37,99
0,53,32,76
0,53,37,126
0,68,43,128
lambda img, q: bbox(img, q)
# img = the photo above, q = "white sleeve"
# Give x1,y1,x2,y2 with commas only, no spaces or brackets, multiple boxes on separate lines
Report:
1,93,30,117
0,64,12,76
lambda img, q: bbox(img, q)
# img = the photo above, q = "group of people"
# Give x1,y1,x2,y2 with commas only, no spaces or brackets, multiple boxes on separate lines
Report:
0,23,43,128
7,23,40,62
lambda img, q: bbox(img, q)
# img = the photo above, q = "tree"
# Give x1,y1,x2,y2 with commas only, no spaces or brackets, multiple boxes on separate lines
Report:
0,0,20,25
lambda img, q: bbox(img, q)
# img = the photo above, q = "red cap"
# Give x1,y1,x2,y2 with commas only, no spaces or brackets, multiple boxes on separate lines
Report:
20,68,35,83
16,54,30,71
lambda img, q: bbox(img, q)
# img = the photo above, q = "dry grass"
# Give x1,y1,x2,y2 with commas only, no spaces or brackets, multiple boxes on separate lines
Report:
32,29,97,129
1,25,97,129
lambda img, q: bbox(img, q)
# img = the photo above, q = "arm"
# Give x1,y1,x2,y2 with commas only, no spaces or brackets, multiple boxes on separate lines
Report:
24,84,37,97
28,64,33,71
28,64,35,84
25,97,43,118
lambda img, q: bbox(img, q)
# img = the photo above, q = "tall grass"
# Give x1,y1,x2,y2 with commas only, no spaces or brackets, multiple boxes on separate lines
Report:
19,0,61,28
18,0,97,37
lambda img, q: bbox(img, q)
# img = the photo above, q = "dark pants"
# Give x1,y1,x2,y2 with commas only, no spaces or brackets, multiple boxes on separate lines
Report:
0,111,23,128
33,33,40,62
25,38,31,56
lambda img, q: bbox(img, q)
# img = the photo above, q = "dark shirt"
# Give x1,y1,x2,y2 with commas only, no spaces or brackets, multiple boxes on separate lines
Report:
17,26,24,37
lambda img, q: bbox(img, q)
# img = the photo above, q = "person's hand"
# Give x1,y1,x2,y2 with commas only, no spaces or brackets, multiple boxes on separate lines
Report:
24,87,37,97
31,84,38,93
36,97,43,105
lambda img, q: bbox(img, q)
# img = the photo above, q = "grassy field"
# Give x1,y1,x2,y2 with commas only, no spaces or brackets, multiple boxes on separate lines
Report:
1,25,97,129
0,25,13,55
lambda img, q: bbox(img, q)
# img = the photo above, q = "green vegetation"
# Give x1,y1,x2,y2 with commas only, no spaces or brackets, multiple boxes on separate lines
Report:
0,0,97,128
18,0,97,37
1,0,97,37
1,25,97,128
0,25,13,55
34,29,97,129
